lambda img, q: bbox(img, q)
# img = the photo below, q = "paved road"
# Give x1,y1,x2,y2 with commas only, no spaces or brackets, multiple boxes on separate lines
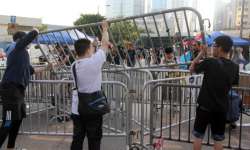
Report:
1,135,232,150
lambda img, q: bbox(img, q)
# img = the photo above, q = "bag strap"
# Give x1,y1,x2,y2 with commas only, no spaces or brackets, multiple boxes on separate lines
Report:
72,63,78,90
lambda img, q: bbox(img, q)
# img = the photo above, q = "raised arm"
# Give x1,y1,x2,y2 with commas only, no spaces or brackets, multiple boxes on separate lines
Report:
100,21,112,52
15,29,39,50
190,45,207,73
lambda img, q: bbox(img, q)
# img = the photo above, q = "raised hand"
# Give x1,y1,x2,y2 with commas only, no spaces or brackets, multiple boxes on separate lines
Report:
101,21,109,32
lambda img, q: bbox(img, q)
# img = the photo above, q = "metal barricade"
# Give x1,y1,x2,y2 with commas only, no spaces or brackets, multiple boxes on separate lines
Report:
239,73,250,113
36,7,206,71
125,75,200,149
0,7,211,149
19,80,129,139
146,83,250,150
103,70,130,85
0,66,57,80
150,69,190,79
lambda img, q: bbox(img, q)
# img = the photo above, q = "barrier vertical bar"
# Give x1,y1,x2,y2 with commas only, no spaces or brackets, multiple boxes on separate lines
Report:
152,15,165,64
73,29,81,40
178,85,182,140
184,10,191,40
228,90,233,148
59,31,76,60
169,85,172,139
174,11,186,62
188,86,192,142
122,20,142,67
132,19,150,66
45,34,67,68
162,13,173,46
142,17,160,65
239,90,243,149
51,32,73,66
107,27,126,69
40,34,61,67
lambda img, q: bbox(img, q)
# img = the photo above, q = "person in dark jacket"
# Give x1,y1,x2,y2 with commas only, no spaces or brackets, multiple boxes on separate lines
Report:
4,32,27,57
0,29,51,149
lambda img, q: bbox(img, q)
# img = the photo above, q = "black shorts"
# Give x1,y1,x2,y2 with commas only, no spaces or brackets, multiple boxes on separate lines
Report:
193,107,226,141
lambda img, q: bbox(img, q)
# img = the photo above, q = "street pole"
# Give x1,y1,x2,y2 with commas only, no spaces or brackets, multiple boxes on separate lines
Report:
105,4,111,18
97,0,100,15
97,5,100,14
120,0,123,17
240,0,245,38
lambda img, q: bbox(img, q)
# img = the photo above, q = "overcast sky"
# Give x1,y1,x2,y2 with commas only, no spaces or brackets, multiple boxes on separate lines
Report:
0,0,106,26
0,0,230,26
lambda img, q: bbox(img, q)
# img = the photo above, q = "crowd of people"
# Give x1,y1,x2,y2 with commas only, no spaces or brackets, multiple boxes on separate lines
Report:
45,33,249,72
104,36,250,73
0,20,243,150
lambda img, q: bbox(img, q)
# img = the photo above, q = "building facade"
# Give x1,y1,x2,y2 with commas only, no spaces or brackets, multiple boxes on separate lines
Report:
149,0,168,12
105,0,193,18
213,0,250,38
105,0,145,18
0,15,42,44
213,0,236,30
105,0,201,37
235,0,250,28
167,0,191,35
214,0,250,30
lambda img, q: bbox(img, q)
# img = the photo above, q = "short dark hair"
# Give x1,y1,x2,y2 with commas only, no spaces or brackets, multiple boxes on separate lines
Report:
214,35,233,53
74,39,91,56
55,43,60,49
13,31,26,42
165,47,173,54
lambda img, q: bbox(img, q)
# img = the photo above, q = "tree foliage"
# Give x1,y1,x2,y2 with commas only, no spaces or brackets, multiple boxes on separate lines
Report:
109,21,145,47
37,24,48,32
73,14,145,47
74,14,105,26
74,14,105,39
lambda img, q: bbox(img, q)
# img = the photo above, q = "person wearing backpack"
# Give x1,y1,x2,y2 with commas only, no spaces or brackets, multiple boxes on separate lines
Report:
227,90,242,129
190,36,239,150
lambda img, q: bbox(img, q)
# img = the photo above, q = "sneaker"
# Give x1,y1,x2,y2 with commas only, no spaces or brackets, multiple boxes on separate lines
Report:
230,122,237,129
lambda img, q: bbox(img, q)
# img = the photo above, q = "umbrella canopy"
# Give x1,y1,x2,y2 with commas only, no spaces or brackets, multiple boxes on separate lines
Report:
210,31,250,46
231,36,250,46
194,33,213,46
35,30,94,45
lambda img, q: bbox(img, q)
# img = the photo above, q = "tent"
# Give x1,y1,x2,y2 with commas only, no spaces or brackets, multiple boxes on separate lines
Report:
210,31,250,46
195,34,213,46
231,36,250,46
35,30,94,45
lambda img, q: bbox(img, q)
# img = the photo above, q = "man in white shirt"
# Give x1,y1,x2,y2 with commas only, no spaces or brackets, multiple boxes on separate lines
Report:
70,22,110,150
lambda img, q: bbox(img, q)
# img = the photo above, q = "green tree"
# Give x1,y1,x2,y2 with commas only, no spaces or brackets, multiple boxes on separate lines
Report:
74,14,105,25
109,21,145,47
37,24,48,32
73,14,145,47
74,14,105,38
